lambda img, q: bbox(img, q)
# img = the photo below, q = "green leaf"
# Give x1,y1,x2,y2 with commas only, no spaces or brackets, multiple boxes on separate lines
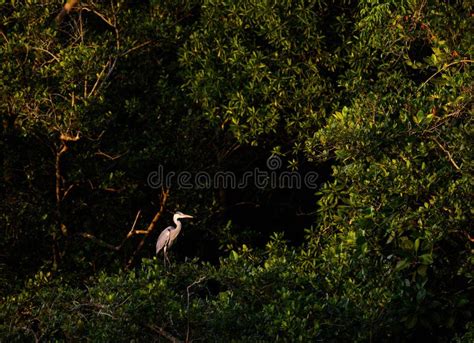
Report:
414,238,421,253
417,265,428,277
395,259,410,272
419,254,433,265
230,251,239,260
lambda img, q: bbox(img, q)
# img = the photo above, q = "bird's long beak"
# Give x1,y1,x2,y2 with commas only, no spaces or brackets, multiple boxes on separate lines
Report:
182,214,194,219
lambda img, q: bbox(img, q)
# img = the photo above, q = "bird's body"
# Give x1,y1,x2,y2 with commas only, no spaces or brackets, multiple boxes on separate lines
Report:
156,211,193,266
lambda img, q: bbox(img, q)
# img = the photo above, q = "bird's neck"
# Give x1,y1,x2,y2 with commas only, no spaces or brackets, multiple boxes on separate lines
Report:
173,218,182,231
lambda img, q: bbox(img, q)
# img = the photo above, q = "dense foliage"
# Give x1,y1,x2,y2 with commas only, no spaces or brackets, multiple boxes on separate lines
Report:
1,0,472,341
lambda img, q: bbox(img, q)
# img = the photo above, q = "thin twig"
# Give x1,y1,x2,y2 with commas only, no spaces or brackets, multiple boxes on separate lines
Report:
80,210,140,251
433,137,461,171
30,47,60,62
120,41,152,57
0,29,8,43
80,7,115,28
62,184,74,201
130,210,141,232
146,324,183,343
55,144,68,205
127,230,149,236
419,59,473,90
79,189,169,257
126,210,142,238
88,60,111,98
186,276,206,343
95,150,127,160
126,189,170,268
78,232,120,251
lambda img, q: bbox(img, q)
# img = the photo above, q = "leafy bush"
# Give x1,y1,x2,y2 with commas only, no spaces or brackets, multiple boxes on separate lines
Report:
1,0,472,341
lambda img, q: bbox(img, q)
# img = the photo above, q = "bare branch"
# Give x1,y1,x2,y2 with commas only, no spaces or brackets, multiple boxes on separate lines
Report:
127,229,149,236
126,210,142,238
433,137,461,171
79,7,115,28
419,59,473,90
62,184,75,201
186,276,206,342
55,144,69,205
30,46,60,63
95,150,126,160
120,41,152,57
146,324,183,343
79,189,169,264
84,130,106,142
60,132,81,142
126,189,170,268
0,29,8,43
88,60,111,98
78,232,120,251
78,5,120,97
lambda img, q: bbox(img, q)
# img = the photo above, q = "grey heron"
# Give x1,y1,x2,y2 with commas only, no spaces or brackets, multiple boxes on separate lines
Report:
156,211,193,266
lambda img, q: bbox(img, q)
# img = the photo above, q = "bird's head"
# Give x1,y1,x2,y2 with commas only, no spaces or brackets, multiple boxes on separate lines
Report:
173,211,194,221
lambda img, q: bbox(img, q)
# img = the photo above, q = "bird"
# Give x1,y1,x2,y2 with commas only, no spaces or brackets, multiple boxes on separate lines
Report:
156,211,193,266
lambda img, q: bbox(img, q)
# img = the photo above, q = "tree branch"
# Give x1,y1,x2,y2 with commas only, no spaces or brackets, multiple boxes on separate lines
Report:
419,59,473,90
433,137,461,171
186,276,206,342
126,189,170,268
95,149,127,160
78,186,169,265
30,46,60,63
78,232,120,251
146,324,183,343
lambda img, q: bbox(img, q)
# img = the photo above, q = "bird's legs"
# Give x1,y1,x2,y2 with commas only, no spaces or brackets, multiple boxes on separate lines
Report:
163,247,171,268
163,246,167,267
